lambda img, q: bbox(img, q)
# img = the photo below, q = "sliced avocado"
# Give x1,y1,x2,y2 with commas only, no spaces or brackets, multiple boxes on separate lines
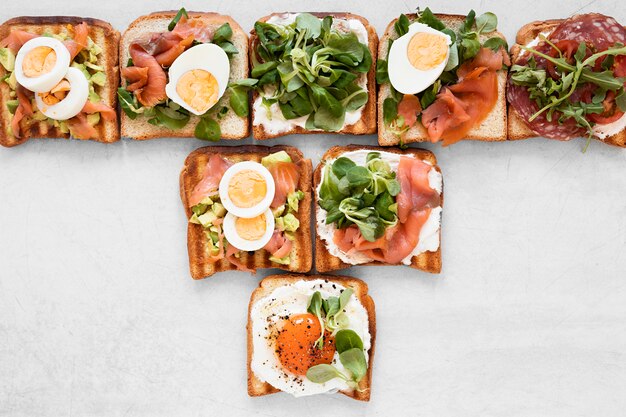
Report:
58,121,69,134
261,150,292,167
269,254,291,265
85,62,105,72
87,113,100,126
71,62,90,79
203,231,220,256
197,211,217,228
90,71,106,87
276,213,300,232
189,213,201,225
211,202,226,217
0,48,15,72
32,110,48,121
6,71,17,90
272,204,286,218
88,86,100,103
6,100,18,114
287,190,305,212
87,37,102,56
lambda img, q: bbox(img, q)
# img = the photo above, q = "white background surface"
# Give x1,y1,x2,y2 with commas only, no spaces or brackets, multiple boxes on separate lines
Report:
1,1,625,416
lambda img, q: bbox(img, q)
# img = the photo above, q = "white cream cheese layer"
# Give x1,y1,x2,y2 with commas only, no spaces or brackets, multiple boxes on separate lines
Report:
250,279,371,397
316,150,443,266
252,13,369,135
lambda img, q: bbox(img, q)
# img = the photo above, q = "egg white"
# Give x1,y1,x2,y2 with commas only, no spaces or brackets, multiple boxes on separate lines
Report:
222,209,275,251
34,67,89,121
388,22,452,95
165,43,230,116
15,37,71,93
218,161,275,218
250,279,371,397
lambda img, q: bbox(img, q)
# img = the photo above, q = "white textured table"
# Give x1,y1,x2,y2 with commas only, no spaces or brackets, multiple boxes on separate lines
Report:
1,1,625,416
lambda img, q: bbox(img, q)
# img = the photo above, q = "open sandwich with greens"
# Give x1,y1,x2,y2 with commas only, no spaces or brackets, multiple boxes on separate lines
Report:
180,145,312,279
314,145,443,274
118,9,250,140
0,16,120,147
247,12,378,139
248,274,376,401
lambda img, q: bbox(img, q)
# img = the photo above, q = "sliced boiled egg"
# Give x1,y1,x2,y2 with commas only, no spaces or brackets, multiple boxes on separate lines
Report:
34,67,89,120
219,161,275,218
388,22,452,95
223,209,275,251
165,43,230,116
14,37,71,93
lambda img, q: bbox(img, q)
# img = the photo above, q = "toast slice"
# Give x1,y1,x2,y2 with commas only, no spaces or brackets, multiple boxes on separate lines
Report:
314,145,443,274
180,145,312,279
247,274,376,401
508,19,626,147
119,11,249,140
250,12,378,140
0,16,120,147
377,13,508,146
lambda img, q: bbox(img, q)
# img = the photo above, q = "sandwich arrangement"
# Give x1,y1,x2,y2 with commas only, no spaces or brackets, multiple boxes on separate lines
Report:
0,16,119,147
508,13,626,148
247,12,377,139
179,145,312,279
118,9,249,140
377,9,509,146
248,274,375,401
314,145,443,273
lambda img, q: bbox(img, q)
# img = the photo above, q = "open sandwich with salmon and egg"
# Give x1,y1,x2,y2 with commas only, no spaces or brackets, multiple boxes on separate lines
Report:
377,9,509,146
180,145,312,279
314,145,443,274
248,274,376,401
118,9,249,141
0,16,119,147
248,13,377,139
508,13,626,148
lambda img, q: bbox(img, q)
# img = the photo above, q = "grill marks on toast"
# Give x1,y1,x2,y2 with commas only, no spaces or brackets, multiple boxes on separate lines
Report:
313,145,443,274
180,145,313,279
247,274,376,401
0,17,120,147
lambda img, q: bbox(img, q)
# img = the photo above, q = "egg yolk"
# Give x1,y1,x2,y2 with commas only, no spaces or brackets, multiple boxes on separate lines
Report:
235,214,266,241
22,46,57,78
407,32,448,70
176,69,219,114
38,79,71,106
228,170,267,208
276,313,336,376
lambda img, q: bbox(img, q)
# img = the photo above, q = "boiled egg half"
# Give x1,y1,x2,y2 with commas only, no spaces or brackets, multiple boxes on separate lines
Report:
34,67,89,120
165,43,230,116
223,209,275,251
388,22,452,95
14,37,71,93
219,161,275,218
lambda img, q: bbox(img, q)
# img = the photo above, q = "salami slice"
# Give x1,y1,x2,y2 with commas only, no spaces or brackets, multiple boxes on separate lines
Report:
508,14,626,140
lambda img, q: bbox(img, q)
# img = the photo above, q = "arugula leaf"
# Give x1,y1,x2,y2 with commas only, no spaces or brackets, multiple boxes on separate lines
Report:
483,37,508,53
394,14,410,36
383,97,398,126
418,7,445,31
296,13,322,39
476,12,498,33
194,116,220,141
168,8,188,31
117,88,140,119
213,23,233,43
151,105,190,130
376,59,389,84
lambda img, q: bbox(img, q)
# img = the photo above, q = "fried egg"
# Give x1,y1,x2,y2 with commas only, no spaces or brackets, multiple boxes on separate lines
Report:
250,279,371,397
34,67,89,120
218,161,275,218
14,37,71,93
165,43,230,116
223,209,275,251
388,22,452,95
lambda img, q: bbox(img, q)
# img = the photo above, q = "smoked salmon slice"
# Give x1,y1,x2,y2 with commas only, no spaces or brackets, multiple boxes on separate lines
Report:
0,30,37,53
128,44,167,107
121,67,149,92
67,112,97,139
396,156,439,223
173,15,214,43
267,161,300,208
264,231,293,259
64,22,89,60
81,101,116,121
154,34,194,67
225,243,255,273
397,94,422,129
11,86,34,138
188,154,232,207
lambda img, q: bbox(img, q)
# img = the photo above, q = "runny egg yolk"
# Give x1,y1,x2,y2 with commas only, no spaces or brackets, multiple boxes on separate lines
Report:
228,169,267,208
176,69,219,114
407,32,448,70
276,313,336,376
22,46,57,78
235,214,267,241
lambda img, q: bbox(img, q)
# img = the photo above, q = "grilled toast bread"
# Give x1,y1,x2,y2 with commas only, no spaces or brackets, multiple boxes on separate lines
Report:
314,145,443,274
180,145,312,279
0,16,120,147
247,274,376,401
119,11,249,140
377,13,508,146
249,12,378,140
508,19,626,147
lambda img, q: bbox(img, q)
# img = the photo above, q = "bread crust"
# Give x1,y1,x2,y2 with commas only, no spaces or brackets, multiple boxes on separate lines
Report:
179,145,312,279
249,12,378,140
314,145,443,274
507,19,626,147
0,16,120,147
119,11,250,140
247,274,376,401
377,13,508,146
